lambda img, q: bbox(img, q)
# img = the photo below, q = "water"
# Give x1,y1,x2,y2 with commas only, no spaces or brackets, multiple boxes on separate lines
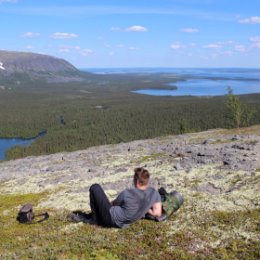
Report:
133,79,260,96
0,131,47,160
84,68,260,96
84,67,260,80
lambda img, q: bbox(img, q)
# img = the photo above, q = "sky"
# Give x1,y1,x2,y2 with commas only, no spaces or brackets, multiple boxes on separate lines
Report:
0,0,260,68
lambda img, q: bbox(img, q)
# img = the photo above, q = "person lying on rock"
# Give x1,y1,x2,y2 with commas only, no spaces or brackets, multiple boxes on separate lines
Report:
86,167,162,228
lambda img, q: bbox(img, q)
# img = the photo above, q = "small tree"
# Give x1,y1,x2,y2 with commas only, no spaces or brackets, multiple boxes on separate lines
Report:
241,103,256,127
225,87,255,128
226,87,242,128
178,118,188,134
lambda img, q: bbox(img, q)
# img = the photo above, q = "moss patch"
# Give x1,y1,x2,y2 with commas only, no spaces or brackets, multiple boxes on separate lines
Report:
0,193,47,211
1,195,259,260
131,152,166,164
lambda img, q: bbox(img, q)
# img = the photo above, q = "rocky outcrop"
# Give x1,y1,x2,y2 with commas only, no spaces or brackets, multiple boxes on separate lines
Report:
0,126,259,257
0,126,259,211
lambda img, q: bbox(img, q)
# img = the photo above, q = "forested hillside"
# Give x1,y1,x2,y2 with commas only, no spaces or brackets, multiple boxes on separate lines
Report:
0,70,259,160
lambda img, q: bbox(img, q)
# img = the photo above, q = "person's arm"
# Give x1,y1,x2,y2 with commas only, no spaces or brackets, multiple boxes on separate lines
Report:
111,190,125,206
147,202,162,217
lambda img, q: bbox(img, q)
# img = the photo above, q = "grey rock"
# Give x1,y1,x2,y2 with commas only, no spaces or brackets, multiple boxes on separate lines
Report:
212,173,225,180
223,160,230,166
231,135,241,141
202,139,215,145
174,163,183,170
196,182,222,195
232,144,245,150
115,168,128,173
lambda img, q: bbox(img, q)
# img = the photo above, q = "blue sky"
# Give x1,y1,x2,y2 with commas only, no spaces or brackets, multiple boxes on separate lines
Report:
0,0,260,68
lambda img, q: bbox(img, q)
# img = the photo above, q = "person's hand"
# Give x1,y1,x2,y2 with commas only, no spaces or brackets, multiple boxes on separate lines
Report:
148,202,162,217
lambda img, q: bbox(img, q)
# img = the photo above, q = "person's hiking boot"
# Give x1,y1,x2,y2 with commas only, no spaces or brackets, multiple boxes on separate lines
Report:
82,217,97,225
69,211,97,225
69,211,90,223
69,212,84,223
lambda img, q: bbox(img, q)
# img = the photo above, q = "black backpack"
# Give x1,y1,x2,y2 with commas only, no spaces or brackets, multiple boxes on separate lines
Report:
17,203,49,224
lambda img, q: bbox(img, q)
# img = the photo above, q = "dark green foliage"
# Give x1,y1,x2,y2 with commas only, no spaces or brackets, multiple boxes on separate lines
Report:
178,118,188,134
225,87,257,128
0,74,259,160
241,103,256,127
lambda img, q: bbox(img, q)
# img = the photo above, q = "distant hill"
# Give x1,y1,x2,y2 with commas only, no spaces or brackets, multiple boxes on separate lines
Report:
0,50,86,83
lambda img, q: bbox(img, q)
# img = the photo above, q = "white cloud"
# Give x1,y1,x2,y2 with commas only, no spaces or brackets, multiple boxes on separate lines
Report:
52,32,79,39
250,36,260,42
59,47,70,53
25,45,33,50
79,49,94,56
22,32,40,38
128,46,139,51
170,42,185,50
239,16,260,24
111,25,147,32
250,37,260,48
181,28,199,33
57,45,93,55
222,51,233,56
125,25,147,32
235,44,247,52
116,44,125,48
204,43,221,49
224,40,234,44
110,27,122,31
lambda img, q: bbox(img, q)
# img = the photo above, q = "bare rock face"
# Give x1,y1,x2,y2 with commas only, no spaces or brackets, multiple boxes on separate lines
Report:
0,50,85,83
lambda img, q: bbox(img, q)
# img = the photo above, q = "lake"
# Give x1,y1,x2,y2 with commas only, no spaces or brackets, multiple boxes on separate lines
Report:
85,67,260,96
0,131,47,160
84,67,260,79
133,78,260,96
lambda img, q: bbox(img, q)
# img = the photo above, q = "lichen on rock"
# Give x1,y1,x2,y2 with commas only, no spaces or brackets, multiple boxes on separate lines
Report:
0,126,259,259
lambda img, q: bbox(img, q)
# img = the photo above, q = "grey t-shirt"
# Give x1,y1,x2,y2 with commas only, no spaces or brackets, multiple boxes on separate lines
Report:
109,187,161,228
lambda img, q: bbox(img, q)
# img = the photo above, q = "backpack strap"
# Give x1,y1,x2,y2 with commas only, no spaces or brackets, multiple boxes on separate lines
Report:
33,212,49,223
22,212,49,224
145,212,167,222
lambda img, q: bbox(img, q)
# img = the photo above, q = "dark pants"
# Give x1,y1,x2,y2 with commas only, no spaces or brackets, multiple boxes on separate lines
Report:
89,184,114,227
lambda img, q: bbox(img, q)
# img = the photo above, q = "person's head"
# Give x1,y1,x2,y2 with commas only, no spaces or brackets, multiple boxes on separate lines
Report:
133,167,150,188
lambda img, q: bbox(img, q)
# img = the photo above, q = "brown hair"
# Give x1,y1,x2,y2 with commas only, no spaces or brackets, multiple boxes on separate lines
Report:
134,167,150,186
